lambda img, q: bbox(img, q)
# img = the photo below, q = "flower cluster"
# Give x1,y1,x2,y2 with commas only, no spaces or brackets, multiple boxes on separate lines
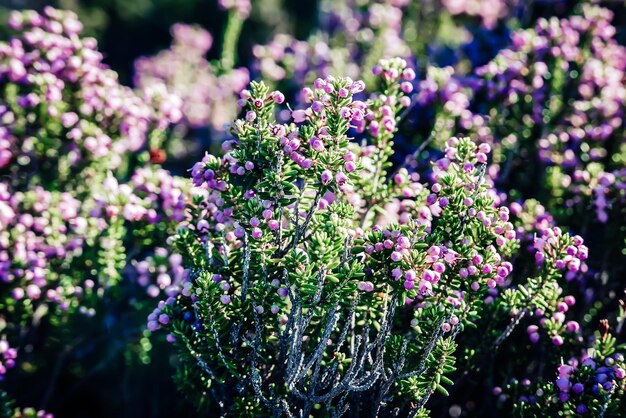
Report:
0,8,179,179
497,334,626,416
0,339,17,380
443,0,509,29
524,294,581,347
552,353,626,406
509,199,556,249
417,5,626,229
371,138,518,298
109,167,188,226
188,76,366,242
133,248,189,300
0,184,99,311
346,57,415,212
533,227,587,275
134,23,249,132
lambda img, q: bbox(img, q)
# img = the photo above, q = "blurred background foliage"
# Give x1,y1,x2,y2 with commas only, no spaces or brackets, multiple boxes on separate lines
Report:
0,0,317,84
1,1,623,84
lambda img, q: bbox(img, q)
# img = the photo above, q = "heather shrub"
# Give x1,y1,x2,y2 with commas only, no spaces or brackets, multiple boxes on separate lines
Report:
149,56,622,416
0,9,180,179
409,5,624,366
0,8,189,411
0,6,184,315
416,5,625,232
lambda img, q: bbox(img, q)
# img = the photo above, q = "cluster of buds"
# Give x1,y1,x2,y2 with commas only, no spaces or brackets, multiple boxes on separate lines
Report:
0,339,17,379
134,23,248,131
132,248,189,299
1,8,179,178
533,228,587,274
525,292,580,347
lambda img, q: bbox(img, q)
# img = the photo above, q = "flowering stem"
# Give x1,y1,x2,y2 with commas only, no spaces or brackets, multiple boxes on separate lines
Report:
276,188,323,257
241,232,251,301
458,163,486,234
220,10,244,71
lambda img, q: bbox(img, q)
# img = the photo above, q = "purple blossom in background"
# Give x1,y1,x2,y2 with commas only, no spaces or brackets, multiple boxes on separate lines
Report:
134,23,249,132
0,8,180,178
443,0,510,29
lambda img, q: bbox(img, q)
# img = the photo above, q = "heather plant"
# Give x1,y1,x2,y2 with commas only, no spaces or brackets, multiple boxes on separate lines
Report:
440,182,621,416
411,5,626,343
0,7,185,318
149,55,600,416
0,8,180,182
494,316,626,417
416,4,625,230
132,248,188,300
481,190,625,417
0,8,190,411
0,1,623,417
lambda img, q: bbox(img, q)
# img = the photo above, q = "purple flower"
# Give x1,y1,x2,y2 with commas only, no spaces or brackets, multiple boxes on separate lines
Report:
292,109,307,123
272,91,285,104
335,171,348,187
321,170,333,185
357,281,374,292
390,251,403,262
251,227,263,239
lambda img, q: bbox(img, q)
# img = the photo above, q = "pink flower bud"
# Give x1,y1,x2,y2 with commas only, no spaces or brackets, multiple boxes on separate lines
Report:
390,251,403,262
335,171,348,186
400,82,413,94
321,170,333,185
272,91,285,104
